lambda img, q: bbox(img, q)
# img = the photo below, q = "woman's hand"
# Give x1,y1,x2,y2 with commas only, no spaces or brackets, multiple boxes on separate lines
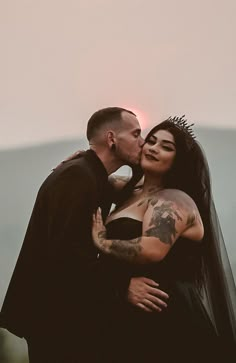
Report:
52,150,85,171
92,208,109,252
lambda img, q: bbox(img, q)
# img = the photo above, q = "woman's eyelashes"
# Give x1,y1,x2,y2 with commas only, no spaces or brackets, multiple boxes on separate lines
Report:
146,139,174,151
163,145,174,151
146,138,156,145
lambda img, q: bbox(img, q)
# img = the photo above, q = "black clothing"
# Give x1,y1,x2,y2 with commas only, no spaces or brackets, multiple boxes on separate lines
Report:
0,150,130,362
106,217,236,363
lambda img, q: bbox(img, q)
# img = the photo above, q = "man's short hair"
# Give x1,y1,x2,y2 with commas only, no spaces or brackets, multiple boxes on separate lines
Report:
86,107,136,141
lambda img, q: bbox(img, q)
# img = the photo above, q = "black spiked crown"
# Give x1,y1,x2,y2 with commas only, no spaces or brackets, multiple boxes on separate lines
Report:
167,115,196,148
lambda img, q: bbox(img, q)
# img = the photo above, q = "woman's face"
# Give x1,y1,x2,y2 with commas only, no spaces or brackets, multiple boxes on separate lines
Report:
141,129,176,175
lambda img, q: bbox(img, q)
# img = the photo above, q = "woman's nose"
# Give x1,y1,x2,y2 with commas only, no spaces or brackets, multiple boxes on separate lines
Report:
149,145,159,154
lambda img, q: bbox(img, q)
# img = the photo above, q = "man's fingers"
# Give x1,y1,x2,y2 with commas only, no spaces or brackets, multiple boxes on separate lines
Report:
146,286,169,300
142,299,162,312
146,294,168,309
136,303,152,313
141,277,159,288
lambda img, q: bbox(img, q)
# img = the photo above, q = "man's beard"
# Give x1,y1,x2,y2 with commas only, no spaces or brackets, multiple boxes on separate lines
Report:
114,145,141,167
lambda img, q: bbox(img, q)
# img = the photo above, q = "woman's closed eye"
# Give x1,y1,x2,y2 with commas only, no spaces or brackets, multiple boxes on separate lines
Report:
146,139,174,151
146,139,156,145
162,145,174,151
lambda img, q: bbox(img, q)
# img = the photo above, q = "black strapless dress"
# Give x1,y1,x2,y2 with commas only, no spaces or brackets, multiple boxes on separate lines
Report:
105,217,224,363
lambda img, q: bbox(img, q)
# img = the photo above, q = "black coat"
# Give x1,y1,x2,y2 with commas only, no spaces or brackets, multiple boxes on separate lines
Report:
0,150,130,347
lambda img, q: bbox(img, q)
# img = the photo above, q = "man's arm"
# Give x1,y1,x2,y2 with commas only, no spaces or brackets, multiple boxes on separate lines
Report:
47,167,168,311
46,167,145,306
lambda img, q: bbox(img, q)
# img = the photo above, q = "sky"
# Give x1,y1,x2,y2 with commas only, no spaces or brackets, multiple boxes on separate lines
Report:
1,0,236,149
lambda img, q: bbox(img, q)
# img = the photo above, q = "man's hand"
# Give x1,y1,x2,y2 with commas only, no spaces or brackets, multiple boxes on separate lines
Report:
127,277,169,313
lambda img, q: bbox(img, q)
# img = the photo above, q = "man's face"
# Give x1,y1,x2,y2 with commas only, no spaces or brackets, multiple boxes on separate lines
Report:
114,111,144,166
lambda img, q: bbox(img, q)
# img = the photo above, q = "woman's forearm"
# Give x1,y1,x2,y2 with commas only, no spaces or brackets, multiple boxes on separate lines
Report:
96,233,165,264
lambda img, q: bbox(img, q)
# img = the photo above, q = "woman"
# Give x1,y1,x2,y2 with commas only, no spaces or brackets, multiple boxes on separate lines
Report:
92,116,236,362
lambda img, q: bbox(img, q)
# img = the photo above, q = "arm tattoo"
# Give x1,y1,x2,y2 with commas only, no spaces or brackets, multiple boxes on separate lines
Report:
97,231,142,261
109,238,142,261
98,231,107,249
144,201,182,245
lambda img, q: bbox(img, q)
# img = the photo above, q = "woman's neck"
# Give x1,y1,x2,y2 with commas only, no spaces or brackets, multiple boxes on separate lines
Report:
140,173,164,196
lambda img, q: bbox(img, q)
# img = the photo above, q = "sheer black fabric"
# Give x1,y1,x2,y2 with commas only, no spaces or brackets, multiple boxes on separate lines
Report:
105,218,224,362
116,139,236,359
203,200,236,355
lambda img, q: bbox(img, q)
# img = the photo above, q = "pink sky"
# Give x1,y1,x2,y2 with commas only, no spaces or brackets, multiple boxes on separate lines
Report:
1,0,236,149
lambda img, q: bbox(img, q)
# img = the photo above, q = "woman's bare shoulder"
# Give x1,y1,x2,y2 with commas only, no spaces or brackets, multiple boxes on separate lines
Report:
147,188,203,241
155,188,196,207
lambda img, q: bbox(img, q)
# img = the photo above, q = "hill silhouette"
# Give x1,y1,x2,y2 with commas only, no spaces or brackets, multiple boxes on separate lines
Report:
0,127,235,362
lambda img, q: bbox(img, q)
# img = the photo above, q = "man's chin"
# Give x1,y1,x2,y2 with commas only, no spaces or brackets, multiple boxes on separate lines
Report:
127,160,141,167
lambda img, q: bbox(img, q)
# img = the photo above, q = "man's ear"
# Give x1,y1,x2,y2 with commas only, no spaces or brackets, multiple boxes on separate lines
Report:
107,130,116,149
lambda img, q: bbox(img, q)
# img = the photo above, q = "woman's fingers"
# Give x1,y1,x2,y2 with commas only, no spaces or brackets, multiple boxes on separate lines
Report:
94,208,104,227
96,208,103,222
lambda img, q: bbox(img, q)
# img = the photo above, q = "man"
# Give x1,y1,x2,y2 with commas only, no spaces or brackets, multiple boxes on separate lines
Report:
0,107,168,362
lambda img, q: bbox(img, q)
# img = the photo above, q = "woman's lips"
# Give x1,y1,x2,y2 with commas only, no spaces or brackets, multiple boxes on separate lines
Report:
145,154,159,161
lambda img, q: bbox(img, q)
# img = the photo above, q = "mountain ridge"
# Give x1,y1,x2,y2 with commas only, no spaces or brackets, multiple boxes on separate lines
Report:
0,127,235,309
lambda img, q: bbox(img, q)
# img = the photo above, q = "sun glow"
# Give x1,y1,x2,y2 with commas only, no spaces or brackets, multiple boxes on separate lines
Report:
123,106,149,131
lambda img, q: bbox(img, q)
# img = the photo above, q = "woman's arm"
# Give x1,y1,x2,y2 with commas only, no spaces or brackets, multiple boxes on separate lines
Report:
92,190,203,264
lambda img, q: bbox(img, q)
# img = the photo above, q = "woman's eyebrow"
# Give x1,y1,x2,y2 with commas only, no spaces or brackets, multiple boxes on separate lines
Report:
162,139,176,147
150,135,176,147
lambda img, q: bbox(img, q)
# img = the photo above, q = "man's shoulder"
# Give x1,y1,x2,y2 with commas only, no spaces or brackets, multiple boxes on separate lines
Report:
40,157,96,194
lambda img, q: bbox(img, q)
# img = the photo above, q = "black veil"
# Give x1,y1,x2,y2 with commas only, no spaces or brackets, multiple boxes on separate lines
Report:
203,198,236,354
194,141,236,355
117,123,236,359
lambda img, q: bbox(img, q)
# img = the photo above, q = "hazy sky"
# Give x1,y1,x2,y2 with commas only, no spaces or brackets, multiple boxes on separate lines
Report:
1,0,236,149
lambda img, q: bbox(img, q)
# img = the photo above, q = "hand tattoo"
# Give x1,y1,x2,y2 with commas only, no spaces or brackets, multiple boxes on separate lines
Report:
97,230,107,249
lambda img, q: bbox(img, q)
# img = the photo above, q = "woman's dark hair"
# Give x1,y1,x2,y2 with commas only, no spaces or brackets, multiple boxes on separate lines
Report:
145,120,208,200
146,120,212,289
